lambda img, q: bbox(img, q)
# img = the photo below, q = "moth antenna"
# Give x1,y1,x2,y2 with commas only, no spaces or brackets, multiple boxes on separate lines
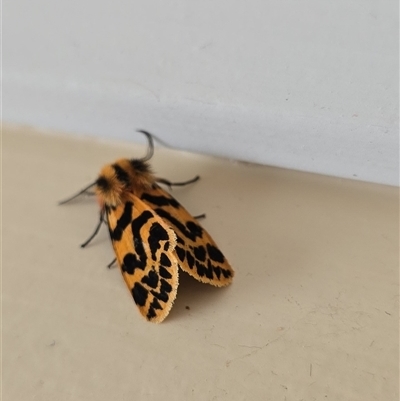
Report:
136,129,173,161
58,181,97,205
136,130,155,161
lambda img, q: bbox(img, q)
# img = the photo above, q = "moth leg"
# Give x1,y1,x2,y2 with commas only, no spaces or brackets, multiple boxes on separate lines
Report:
194,213,206,220
156,175,200,190
156,176,205,219
107,258,117,269
81,210,106,248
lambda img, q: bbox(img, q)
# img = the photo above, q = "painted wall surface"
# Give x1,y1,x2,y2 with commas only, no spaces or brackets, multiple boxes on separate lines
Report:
3,1,399,185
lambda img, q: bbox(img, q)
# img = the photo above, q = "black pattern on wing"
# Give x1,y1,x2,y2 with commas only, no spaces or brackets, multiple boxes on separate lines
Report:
140,185,234,286
105,193,178,322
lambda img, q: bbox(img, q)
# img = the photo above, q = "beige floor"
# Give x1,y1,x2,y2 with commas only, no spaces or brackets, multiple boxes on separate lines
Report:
2,125,399,401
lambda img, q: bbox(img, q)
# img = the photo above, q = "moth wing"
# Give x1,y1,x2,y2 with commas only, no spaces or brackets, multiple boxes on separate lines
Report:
140,185,234,287
105,193,178,323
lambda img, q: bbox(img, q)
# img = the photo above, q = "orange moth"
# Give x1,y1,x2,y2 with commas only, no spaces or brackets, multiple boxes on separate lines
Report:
60,131,234,323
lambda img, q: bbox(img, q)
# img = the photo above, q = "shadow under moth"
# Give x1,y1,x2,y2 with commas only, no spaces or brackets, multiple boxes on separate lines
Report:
60,131,234,323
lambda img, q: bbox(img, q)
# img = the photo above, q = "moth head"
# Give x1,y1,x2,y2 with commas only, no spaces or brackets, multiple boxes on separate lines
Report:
95,164,126,207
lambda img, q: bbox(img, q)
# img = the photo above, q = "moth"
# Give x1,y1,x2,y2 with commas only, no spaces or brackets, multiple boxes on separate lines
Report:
60,131,234,323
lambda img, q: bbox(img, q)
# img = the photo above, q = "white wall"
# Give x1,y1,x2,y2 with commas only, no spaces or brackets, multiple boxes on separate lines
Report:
4,0,399,185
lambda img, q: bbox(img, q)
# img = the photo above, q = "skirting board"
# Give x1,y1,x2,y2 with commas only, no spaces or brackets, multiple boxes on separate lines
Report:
3,77,399,186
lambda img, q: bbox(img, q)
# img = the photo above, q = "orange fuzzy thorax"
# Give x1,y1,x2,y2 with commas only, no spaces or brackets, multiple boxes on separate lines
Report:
95,158,155,207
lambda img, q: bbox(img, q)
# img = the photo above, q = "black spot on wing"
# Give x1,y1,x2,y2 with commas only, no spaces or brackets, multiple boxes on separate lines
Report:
110,202,133,241
134,237,142,249
186,251,195,269
148,223,169,261
141,270,159,288
141,193,180,208
195,261,207,277
151,289,168,303
196,261,214,279
150,279,172,304
133,210,153,230
122,253,145,274
194,245,206,262
154,209,203,242
150,298,162,310
130,210,153,264
159,266,172,279
146,307,157,320
176,246,186,262
160,278,172,294
186,221,203,238
160,253,172,267
214,266,222,279
132,283,148,307
207,243,225,263
221,268,232,278
204,260,214,279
